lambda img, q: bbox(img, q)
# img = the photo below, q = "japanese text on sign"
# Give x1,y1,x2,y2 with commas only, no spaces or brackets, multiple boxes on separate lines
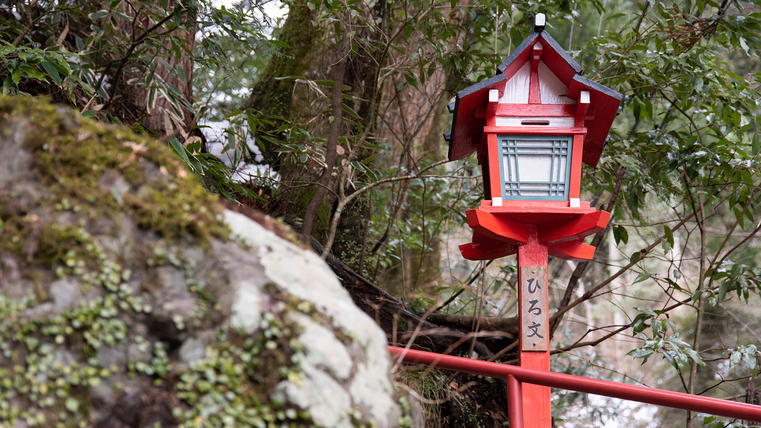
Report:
520,266,548,351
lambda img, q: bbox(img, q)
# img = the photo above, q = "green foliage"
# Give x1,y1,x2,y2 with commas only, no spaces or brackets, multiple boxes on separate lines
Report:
0,0,280,204
0,44,73,93
194,0,282,120
727,344,759,378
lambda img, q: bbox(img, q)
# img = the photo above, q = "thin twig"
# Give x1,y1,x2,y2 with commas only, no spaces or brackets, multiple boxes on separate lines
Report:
320,159,449,258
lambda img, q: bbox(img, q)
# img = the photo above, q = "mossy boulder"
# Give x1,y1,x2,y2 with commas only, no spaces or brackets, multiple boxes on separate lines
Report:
0,96,407,427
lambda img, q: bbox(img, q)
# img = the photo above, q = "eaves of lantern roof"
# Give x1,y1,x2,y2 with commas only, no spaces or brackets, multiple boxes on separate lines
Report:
445,27,623,168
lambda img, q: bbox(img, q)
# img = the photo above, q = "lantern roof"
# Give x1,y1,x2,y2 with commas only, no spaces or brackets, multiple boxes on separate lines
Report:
445,22,623,167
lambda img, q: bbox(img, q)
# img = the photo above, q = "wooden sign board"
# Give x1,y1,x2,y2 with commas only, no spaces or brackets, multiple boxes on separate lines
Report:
520,266,548,351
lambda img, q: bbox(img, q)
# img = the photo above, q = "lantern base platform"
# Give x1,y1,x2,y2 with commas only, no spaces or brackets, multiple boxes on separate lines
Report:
480,199,596,221
459,206,610,262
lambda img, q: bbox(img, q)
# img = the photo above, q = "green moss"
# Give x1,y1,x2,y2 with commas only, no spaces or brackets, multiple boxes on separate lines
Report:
0,95,61,152
0,95,228,246
0,96,327,427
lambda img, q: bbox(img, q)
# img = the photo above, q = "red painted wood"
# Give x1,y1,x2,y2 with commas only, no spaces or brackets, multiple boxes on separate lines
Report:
483,126,587,135
389,347,761,424
575,103,589,127
466,209,530,244
460,241,517,260
538,211,610,244
569,134,584,199
567,80,621,168
461,231,519,260
529,47,542,105
501,44,533,81
481,200,592,209
496,104,576,117
548,240,597,261
518,228,551,428
508,375,524,428
449,83,494,160
537,34,577,84
484,212,587,224
487,101,498,127
487,134,501,200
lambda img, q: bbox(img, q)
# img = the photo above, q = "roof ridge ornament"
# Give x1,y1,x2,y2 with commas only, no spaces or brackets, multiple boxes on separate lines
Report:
535,13,546,32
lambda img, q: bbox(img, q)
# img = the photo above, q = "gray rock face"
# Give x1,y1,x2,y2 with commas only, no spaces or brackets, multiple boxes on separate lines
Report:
225,211,399,427
0,97,408,428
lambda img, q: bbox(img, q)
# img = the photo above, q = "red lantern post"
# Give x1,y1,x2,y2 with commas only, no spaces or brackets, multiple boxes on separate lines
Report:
444,14,623,427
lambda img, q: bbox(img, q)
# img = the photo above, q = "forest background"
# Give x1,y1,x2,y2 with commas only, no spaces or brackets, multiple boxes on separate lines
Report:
1,0,761,425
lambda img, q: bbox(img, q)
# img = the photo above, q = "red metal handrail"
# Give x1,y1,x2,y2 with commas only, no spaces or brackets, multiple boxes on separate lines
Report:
389,346,761,425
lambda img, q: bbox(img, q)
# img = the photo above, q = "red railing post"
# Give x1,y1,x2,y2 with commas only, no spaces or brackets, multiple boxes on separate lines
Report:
508,374,524,428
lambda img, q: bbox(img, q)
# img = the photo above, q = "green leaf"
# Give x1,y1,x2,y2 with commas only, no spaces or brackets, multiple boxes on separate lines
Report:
147,87,157,112
174,63,186,83
629,251,640,265
627,347,654,360
663,350,679,369
730,262,743,279
20,64,47,81
351,161,366,172
718,280,731,302
11,68,21,85
613,225,629,245
683,348,705,368
40,61,61,85
169,137,192,167
744,346,758,377
635,307,658,317
404,73,419,90
691,289,702,303
89,10,109,19
632,314,649,334
633,272,651,284
667,278,682,291
663,225,674,247
341,103,360,119
81,110,97,117
740,169,753,186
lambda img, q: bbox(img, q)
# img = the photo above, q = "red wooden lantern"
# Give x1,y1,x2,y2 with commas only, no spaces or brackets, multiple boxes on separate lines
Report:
444,14,623,428
445,14,623,263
